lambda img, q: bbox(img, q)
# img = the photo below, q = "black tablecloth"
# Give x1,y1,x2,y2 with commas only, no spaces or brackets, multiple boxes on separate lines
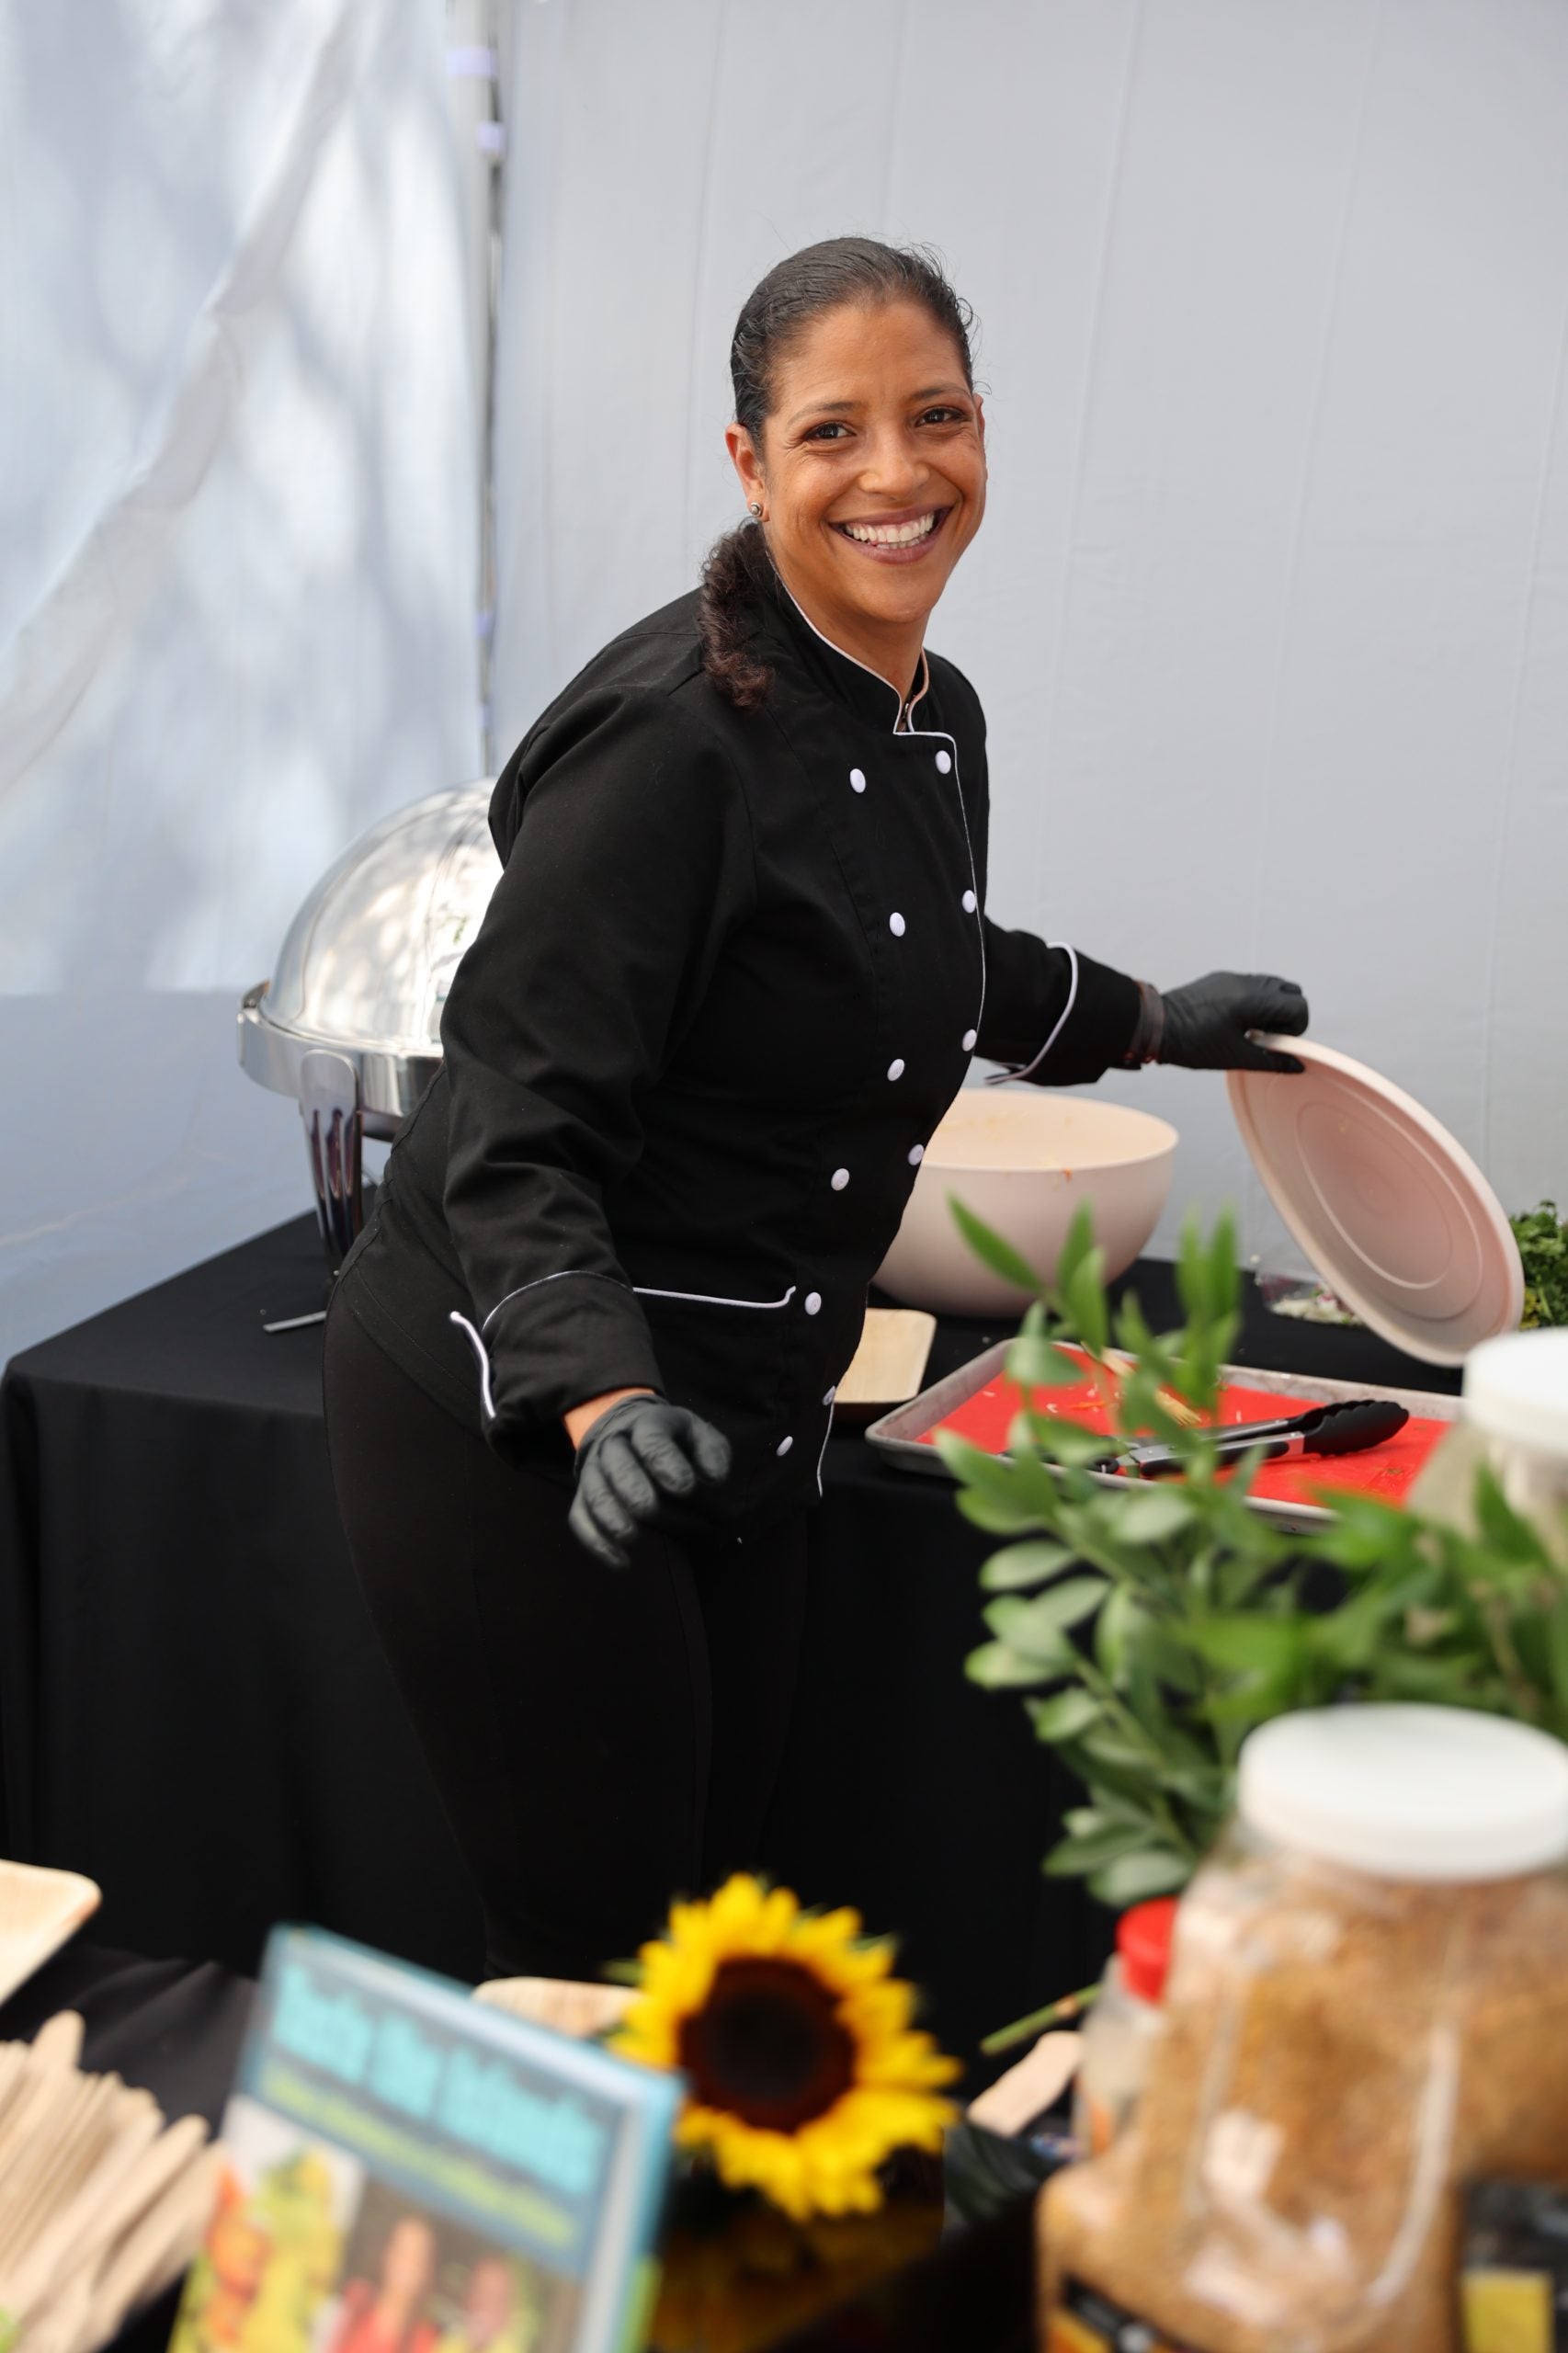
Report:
0,1939,1035,2353
0,1216,1459,2077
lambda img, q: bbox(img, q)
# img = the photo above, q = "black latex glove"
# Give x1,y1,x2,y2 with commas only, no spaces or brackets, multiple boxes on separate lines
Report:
569,1393,732,1569
1158,972,1310,1074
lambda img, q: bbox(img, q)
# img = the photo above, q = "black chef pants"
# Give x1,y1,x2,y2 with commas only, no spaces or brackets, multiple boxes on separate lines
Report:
324,1302,811,1982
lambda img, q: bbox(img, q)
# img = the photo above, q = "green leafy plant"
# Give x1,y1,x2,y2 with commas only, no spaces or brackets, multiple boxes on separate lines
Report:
944,1200,1568,1915
1512,1200,1568,1328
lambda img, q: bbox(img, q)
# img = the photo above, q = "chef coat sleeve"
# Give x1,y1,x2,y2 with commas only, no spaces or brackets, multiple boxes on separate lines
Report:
977,922,1142,1087
439,688,756,1447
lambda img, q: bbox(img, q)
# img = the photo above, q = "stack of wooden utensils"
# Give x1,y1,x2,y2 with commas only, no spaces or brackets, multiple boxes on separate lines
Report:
0,2010,218,2353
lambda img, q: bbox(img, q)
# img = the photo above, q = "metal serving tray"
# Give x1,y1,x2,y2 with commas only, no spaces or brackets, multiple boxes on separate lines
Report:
864,1341,1462,1532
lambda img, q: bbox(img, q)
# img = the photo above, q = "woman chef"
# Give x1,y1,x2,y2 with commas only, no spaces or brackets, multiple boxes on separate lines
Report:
324,239,1307,1982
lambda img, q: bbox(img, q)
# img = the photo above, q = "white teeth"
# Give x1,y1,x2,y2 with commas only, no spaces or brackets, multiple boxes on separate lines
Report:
841,511,938,547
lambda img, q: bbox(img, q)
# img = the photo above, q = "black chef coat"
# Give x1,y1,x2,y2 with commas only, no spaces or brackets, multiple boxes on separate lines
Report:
337,568,1142,1529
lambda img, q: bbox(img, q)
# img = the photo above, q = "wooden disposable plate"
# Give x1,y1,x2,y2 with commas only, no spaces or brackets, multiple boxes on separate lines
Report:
865,1344,1461,1533
832,1307,937,1427
0,1863,100,2012
473,1978,633,2039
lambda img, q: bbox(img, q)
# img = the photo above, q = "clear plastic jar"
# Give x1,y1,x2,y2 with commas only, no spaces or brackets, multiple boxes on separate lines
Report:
1071,1897,1176,2157
1040,1706,1568,2353
1410,1328,1568,1565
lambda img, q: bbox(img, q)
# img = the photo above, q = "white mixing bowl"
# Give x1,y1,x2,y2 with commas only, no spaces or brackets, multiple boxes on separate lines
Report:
875,1091,1178,1316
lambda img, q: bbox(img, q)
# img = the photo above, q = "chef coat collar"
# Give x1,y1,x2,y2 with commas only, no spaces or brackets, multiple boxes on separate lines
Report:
756,562,932,734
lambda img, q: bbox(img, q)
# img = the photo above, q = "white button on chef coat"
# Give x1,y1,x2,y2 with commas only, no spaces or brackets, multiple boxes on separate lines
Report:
776,1435,793,1456
908,1143,925,1166
935,749,952,774
962,889,977,914
887,1057,904,1081
849,767,867,793
804,1291,822,1314
830,1167,850,1191
962,1028,978,1051
889,912,905,938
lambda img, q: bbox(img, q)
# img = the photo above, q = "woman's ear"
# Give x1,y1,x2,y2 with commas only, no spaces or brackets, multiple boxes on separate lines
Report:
725,421,767,515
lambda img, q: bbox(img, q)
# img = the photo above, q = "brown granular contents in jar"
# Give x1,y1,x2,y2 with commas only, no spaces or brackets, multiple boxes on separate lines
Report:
1040,1847,1568,2353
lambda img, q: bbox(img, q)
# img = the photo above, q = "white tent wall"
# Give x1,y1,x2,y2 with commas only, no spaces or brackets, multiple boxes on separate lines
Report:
492,0,1568,1276
0,0,482,1363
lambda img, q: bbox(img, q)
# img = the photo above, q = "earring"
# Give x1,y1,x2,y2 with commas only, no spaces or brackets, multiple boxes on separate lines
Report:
748,502,763,518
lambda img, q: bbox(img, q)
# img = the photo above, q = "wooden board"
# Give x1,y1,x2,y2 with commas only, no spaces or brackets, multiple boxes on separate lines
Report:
833,1307,937,1424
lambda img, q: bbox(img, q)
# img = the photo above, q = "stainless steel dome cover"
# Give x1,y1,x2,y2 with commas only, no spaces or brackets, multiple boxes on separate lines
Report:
239,780,500,1125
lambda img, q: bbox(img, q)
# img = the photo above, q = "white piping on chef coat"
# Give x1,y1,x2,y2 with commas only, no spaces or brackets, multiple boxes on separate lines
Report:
457,1266,643,1421
790,585,1078,1088
450,1312,498,1419
481,1265,631,1333
777,581,927,734
984,946,1080,1085
814,1390,836,1497
778,584,991,1137
631,1282,798,1310
453,1274,800,1425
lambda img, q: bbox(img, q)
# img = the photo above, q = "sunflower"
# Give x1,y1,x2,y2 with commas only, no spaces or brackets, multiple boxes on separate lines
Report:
611,1874,960,2222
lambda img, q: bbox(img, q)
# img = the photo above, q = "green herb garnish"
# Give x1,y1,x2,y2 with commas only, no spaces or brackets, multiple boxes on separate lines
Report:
1511,1201,1568,1328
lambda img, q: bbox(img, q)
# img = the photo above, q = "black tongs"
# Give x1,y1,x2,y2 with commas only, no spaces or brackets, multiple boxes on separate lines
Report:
1098,1397,1409,1481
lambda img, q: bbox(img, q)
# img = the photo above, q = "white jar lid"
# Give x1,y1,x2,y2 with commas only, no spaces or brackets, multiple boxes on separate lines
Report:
1462,1328,1568,1460
1237,1705,1568,1881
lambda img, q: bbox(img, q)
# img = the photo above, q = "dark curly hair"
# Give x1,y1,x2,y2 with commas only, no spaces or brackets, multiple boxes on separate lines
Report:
699,238,977,710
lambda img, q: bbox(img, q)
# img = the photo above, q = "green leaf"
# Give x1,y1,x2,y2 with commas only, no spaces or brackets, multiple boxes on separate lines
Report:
1473,1466,1547,1563
1549,1596,1568,1711
1094,1584,1148,1681
1035,1421,1117,1472
1006,1336,1085,1391
1053,1202,1098,1303
947,1194,1042,1296
1113,1485,1198,1546
1207,1208,1240,1320
940,1437,1051,1535
985,1578,1106,1656
1063,1250,1109,1360
1043,1821,1153,1877
1088,1847,1193,1905
1176,1210,1213,1324
1189,1615,1305,1677
965,1641,1051,1689
1026,1688,1103,1742
980,1540,1079,1592
956,1488,1050,1537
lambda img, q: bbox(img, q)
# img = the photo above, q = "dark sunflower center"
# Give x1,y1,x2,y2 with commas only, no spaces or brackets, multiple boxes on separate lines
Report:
677,1958,856,2131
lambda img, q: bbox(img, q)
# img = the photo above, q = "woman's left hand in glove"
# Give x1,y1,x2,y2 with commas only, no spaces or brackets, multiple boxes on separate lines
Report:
1157,972,1310,1074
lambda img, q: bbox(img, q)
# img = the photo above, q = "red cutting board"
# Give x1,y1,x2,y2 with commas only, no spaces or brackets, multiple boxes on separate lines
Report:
916,1350,1449,1509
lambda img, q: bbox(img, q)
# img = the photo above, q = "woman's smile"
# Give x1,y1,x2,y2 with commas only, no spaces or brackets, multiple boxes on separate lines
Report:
830,504,954,562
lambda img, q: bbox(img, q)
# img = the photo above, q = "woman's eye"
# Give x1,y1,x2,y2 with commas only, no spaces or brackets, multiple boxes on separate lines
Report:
917,406,966,426
803,421,850,442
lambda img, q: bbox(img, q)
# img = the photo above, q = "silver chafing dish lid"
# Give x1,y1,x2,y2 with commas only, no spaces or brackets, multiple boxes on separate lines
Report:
238,780,499,1126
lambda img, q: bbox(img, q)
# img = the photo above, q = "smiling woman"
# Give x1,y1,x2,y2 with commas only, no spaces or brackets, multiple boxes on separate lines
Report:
322,233,1312,1989
699,241,986,712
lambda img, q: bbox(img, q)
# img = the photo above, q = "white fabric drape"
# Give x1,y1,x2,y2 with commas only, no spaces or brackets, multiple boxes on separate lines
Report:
0,0,481,1359
493,0,1568,1273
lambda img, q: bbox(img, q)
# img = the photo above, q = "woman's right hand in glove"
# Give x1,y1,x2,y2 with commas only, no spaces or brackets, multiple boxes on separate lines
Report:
567,1391,732,1569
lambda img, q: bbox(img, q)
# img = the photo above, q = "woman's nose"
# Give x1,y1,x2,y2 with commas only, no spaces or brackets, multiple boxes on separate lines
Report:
856,431,923,498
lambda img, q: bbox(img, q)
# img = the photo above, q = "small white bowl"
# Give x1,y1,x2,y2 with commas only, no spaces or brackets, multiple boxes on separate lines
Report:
875,1091,1178,1316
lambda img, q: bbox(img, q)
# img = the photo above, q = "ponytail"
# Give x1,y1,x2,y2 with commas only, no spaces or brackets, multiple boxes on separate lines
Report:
697,519,777,711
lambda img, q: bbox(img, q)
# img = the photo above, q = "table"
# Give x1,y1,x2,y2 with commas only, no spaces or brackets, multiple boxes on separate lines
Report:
0,1216,1460,2077
0,1939,1038,2353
